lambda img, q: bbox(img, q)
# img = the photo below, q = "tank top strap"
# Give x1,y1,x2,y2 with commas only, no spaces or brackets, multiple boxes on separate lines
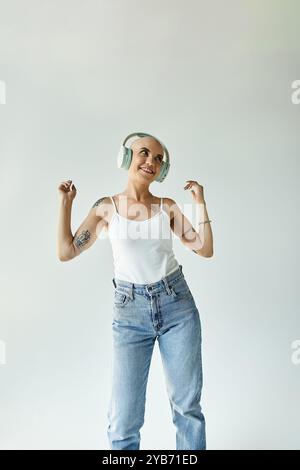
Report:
110,196,118,214
160,197,163,210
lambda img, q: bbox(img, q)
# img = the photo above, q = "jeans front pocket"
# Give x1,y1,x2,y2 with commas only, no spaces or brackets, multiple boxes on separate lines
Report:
114,288,132,307
170,276,193,300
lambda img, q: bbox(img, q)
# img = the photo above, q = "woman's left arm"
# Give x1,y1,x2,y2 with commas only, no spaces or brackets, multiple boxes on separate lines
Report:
168,180,214,258
191,200,213,257
184,180,213,257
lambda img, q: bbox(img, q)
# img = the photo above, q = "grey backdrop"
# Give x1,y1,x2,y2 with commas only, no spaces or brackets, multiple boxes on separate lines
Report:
0,0,299,449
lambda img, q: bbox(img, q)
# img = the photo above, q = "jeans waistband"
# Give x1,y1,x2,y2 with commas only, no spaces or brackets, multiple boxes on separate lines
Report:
112,264,184,298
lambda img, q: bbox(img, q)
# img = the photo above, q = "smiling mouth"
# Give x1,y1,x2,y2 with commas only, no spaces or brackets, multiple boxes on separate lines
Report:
139,167,154,175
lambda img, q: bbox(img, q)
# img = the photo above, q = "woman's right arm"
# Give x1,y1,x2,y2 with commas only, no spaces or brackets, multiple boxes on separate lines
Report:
56,180,109,262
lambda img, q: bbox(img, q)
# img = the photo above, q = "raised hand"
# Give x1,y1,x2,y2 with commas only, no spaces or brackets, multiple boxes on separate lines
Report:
183,180,205,203
58,179,77,202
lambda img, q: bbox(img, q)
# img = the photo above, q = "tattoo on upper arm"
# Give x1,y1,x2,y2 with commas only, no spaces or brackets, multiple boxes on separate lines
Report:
92,197,106,208
74,230,91,248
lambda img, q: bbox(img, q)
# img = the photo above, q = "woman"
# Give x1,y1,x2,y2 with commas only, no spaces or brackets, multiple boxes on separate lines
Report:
57,132,213,450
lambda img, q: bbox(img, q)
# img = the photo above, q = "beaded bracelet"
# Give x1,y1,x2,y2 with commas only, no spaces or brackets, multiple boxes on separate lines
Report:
198,220,212,225
182,220,212,237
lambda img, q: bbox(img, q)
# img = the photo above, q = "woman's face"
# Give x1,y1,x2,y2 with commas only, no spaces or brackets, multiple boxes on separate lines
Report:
129,137,164,181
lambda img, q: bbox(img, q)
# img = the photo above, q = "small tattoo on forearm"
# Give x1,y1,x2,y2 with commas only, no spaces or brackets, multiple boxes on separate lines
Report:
74,230,91,248
92,197,106,208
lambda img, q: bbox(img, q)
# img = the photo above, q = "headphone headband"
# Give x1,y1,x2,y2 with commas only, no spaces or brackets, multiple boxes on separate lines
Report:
122,132,169,164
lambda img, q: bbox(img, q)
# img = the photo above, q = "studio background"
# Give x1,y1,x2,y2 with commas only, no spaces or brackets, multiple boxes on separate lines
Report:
0,0,299,449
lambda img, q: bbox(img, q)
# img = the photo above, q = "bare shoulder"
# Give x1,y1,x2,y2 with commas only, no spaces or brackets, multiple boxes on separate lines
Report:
90,196,113,223
163,197,176,206
91,196,111,208
162,197,178,220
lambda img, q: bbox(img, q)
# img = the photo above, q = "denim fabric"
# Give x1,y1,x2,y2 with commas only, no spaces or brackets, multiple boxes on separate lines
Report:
107,264,206,450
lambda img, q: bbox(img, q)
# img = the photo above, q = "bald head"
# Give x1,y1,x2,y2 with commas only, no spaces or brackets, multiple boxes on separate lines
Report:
130,136,164,159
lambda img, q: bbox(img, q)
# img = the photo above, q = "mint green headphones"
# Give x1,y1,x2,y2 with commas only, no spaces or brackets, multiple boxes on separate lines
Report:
117,131,170,183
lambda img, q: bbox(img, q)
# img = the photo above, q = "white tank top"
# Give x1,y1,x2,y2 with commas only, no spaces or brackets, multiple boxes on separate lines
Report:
107,196,180,283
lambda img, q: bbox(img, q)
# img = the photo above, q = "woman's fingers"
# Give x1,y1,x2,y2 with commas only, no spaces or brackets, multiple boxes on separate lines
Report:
184,180,198,189
58,180,74,192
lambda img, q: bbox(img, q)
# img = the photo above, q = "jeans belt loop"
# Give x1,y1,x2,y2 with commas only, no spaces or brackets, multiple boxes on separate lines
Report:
162,276,172,296
129,283,133,300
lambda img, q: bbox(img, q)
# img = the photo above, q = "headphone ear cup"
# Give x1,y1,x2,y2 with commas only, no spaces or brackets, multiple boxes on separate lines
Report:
123,147,132,169
117,146,132,170
155,161,170,183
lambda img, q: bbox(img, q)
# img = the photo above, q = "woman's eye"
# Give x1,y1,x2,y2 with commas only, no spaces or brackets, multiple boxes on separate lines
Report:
140,150,162,162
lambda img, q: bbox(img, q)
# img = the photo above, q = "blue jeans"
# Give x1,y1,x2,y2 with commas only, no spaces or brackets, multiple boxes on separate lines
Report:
107,264,206,450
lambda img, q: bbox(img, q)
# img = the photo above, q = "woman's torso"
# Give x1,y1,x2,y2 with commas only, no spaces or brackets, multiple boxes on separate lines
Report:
105,194,180,284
